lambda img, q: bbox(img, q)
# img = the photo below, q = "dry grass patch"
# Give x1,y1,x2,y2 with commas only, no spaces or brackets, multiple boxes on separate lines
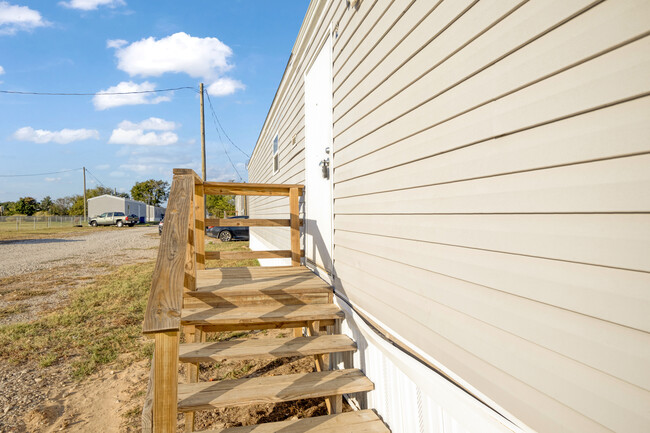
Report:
0,262,155,379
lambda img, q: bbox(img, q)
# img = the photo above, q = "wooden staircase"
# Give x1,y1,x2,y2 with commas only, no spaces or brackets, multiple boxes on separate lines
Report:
142,169,390,433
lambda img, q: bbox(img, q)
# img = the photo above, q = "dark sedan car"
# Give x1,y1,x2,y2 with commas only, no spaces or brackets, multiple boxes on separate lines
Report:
206,216,249,242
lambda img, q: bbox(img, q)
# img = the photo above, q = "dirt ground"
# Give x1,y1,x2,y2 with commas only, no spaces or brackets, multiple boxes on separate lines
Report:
0,227,336,432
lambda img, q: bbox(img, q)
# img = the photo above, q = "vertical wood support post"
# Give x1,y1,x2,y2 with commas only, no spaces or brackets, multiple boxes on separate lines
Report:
289,187,300,267
194,183,205,271
184,189,199,432
307,320,339,414
153,331,179,433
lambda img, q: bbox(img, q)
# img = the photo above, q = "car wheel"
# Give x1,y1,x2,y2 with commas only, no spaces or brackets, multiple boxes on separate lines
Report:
116,220,123,228
219,230,233,242
91,221,97,227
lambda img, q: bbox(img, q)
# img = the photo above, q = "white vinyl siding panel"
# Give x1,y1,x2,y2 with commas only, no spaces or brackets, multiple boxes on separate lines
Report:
249,1,650,432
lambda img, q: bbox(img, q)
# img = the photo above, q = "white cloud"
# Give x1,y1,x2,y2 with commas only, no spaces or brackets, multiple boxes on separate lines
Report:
113,32,244,97
109,171,126,178
207,77,245,96
0,2,48,35
106,38,127,49
59,0,125,11
109,128,178,146
44,177,61,182
96,164,110,170
93,81,170,110
13,126,99,144
0,65,4,74
117,117,178,131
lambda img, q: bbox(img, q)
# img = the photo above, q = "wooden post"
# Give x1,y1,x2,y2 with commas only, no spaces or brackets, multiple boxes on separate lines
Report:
183,327,201,432
153,331,179,433
195,184,205,271
307,320,338,414
289,187,300,267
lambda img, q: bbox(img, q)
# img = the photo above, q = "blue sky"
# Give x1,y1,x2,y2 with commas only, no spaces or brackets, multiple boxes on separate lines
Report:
0,0,309,202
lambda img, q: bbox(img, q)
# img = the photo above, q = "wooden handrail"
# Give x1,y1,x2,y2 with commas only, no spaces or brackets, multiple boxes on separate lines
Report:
205,250,305,260
143,174,194,335
205,218,303,227
204,182,304,197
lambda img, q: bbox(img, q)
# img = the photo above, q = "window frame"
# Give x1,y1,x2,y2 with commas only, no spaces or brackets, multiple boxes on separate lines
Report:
272,133,280,174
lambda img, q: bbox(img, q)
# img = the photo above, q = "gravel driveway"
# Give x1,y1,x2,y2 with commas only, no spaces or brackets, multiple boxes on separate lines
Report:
0,226,160,279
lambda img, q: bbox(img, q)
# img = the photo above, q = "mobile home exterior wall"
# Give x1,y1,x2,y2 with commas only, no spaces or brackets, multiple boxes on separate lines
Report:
247,1,650,432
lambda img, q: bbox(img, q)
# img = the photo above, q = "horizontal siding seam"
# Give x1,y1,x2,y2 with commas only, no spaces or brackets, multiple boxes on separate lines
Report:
335,228,650,275
336,274,639,430
333,1,622,153
334,150,650,199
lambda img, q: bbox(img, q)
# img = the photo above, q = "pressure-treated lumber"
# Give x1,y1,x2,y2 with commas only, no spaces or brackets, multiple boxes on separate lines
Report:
205,218,303,227
205,250,304,260
197,266,311,280
203,182,304,197
177,369,373,412
181,304,344,327
183,291,330,309
199,320,335,333
154,331,179,433
192,410,390,433
179,334,356,363
195,184,205,271
290,187,301,266
143,174,193,334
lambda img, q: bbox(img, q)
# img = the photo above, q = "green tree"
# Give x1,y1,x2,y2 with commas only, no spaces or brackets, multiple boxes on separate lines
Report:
51,196,75,215
40,196,53,214
206,194,235,218
15,197,39,216
0,201,16,216
130,179,169,207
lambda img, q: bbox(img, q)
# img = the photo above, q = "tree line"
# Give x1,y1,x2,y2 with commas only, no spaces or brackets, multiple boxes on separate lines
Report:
0,179,170,216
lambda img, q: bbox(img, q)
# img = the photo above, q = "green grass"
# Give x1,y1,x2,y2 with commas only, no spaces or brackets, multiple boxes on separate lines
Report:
204,240,260,268
0,262,155,378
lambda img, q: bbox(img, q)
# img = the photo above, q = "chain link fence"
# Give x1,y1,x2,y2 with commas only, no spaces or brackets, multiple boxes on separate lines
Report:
0,216,87,231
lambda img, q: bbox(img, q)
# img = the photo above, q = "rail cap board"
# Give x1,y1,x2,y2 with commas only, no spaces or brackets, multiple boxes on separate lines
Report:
172,167,304,196
143,174,193,334
205,218,303,227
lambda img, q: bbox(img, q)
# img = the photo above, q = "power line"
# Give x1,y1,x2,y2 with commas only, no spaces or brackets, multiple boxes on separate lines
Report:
205,92,250,158
203,91,244,181
0,168,82,177
84,168,106,188
0,86,197,96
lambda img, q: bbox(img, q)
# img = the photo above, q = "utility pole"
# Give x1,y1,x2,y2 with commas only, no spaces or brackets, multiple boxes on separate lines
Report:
82,167,87,222
200,82,206,182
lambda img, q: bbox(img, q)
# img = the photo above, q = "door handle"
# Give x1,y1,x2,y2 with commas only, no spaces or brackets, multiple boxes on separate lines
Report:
319,158,330,179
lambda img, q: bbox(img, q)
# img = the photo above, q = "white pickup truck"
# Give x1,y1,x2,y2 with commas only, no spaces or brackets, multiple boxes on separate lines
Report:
89,212,137,227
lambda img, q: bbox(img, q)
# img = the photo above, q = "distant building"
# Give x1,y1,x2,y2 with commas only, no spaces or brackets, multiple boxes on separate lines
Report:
87,195,165,222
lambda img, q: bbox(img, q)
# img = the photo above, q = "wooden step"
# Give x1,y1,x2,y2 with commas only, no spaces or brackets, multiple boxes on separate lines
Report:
179,335,357,363
193,409,390,433
177,369,373,412
198,266,312,282
184,285,331,309
181,304,344,331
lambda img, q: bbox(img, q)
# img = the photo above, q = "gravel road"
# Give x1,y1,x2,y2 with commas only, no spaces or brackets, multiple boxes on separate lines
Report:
0,226,160,278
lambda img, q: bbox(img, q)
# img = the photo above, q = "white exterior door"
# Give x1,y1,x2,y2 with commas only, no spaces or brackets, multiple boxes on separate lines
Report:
304,35,333,274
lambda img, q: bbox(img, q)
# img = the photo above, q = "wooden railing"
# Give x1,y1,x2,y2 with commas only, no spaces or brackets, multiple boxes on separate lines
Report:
142,168,304,433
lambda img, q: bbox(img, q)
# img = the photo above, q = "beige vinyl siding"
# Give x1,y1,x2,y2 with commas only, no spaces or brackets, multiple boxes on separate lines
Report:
248,0,650,432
